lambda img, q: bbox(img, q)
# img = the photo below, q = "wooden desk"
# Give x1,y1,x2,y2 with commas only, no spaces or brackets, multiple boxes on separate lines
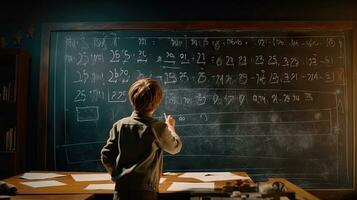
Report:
3,171,113,195
267,178,320,200
2,172,319,200
2,194,93,200
160,172,253,193
2,171,252,195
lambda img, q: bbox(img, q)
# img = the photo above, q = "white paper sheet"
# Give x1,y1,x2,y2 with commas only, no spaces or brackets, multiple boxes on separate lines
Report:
85,183,115,190
162,172,179,176
179,172,250,182
167,182,214,191
21,180,66,188
20,172,66,180
71,173,111,182
84,178,166,190
159,178,166,184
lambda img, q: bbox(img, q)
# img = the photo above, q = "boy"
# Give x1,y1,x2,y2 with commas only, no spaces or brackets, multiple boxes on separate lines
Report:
101,78,182,200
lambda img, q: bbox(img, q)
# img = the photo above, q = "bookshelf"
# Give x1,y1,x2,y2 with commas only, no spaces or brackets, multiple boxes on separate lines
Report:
0,49,30,179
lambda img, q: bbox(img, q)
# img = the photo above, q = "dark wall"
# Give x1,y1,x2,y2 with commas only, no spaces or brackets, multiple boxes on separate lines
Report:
3,1,357,24
1,0,357,170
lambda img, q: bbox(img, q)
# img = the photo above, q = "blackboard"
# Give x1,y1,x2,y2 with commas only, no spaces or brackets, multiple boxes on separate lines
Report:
45,22,355,189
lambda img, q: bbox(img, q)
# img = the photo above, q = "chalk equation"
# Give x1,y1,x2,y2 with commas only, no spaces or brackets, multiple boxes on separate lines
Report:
50,30,352,189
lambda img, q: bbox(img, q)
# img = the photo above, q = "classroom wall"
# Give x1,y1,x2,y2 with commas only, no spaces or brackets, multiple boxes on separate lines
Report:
1,0,357,176
1,1,357,199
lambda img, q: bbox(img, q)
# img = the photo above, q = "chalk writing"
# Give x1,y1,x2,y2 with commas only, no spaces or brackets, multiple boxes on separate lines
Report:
50,30,352,189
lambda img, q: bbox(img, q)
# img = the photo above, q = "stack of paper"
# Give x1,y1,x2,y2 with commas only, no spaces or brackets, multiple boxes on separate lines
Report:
20,172,66,180
20,172,67,188
179,172,250,182
85,183,115,190
162,172,179,176
21,180,66,188
159,178,166,184
71,173,111,182
167,182,214,191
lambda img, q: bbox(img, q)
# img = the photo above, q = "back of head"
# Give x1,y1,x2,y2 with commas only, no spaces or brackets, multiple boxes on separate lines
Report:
128,78,163,114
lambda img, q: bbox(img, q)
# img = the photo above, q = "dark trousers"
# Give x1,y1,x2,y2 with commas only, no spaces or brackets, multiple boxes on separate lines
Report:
113,190,158,200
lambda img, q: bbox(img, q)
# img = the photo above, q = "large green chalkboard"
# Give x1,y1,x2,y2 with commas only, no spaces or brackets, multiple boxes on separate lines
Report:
46,23,354,189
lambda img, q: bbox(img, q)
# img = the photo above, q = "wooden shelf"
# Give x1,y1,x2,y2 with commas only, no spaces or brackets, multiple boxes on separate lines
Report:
0,151,16,155
0,102,16,110
0,151,16,179
0,48,30,178
0,103,16,124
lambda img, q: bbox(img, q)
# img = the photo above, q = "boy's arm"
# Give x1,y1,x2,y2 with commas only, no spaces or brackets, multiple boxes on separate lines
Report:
101,125,119,177
153,114,182,154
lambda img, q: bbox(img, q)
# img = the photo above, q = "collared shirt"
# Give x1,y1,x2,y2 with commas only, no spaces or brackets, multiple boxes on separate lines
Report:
101,111,182,192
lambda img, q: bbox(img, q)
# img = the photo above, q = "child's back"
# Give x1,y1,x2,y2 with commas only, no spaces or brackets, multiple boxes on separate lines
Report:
101,78,182,200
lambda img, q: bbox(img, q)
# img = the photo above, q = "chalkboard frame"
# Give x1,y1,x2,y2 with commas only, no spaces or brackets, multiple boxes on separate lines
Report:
38,21,357,197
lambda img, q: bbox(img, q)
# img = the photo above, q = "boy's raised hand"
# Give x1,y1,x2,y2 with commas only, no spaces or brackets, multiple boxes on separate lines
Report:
164,113,176,132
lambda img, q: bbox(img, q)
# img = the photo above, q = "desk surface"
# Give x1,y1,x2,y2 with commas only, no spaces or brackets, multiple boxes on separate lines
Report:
4,194,93,200
2,171,320,200
267,178,320,200
3,171,252,194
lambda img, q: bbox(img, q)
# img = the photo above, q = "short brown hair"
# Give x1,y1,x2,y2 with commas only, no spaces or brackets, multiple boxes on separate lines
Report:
128,78,163,113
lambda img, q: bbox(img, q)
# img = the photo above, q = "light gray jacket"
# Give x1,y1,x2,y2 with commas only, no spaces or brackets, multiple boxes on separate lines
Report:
101,111,182,192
